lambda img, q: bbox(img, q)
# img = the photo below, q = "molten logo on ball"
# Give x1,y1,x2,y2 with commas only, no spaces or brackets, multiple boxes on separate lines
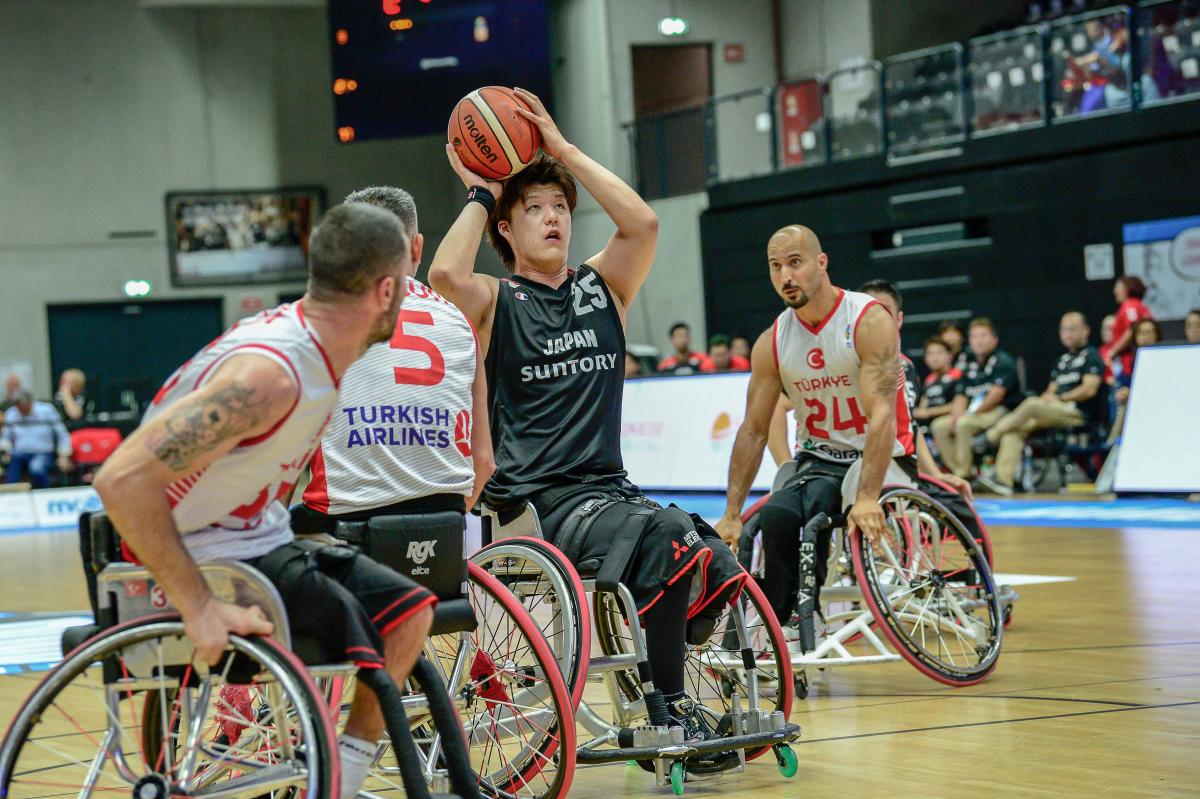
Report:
807,348,826,370
461,113,498,164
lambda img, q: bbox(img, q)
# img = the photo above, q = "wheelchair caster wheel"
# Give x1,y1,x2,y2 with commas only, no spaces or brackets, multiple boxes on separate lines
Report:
794,671,809,700
1004,604,1013,628
774,744,798,778
670,760,686,795
132,773,170,799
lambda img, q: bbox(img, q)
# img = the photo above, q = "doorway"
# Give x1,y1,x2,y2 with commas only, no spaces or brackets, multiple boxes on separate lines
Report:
47,298,224,413
630,43,713,198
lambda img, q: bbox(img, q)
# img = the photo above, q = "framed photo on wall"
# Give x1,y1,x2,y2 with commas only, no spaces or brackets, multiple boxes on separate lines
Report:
165,187,325,288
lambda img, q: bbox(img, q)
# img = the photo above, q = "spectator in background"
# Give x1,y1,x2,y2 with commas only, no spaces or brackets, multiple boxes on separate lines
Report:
1,392,72,489
983,311,1103,490
915,336,962,424
930,317,1021,492
1098,313,1117,383
54,368,92,423
708,335,749,372
1106,276,1152,379
1109,318,1162,443
1,374,23,412
657,322,714,375
730,335,751,363
1184,310,1200,344
938,320,969,370
625,351,643,379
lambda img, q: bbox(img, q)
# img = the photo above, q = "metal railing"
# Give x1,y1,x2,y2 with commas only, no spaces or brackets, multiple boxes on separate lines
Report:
621,0,1199,199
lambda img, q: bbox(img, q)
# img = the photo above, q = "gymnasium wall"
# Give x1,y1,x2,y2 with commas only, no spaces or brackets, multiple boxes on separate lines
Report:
0,0,485,396
699,105,1200,386
779,0,874,79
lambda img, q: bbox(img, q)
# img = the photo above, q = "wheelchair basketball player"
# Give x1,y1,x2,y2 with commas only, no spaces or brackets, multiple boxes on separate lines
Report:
93,203,440,799
428,88,746,767
714,225,918,633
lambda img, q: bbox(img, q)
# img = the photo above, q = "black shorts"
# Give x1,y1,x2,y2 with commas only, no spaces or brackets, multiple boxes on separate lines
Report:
247,538,436,669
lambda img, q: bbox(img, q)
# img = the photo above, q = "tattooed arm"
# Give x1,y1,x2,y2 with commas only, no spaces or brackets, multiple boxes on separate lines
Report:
93,355,296,663
847,304,900,545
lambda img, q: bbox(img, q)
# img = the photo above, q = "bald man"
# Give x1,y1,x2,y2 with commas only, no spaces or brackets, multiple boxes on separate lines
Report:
983,311,1103,489
715,226,917,636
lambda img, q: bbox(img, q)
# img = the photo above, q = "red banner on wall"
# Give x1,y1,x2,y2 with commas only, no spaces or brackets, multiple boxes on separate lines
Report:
777,80,823,168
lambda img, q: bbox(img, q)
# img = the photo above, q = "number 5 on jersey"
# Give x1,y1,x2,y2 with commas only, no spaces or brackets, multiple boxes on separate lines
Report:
390,309,445,386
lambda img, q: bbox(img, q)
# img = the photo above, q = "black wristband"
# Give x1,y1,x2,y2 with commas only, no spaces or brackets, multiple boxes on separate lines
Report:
466,185,496,215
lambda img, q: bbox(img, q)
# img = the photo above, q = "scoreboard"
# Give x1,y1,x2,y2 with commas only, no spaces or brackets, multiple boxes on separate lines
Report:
329,0,552,142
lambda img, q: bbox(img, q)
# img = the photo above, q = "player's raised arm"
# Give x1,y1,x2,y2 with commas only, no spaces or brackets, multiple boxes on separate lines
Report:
715,329,785,550
93,355,295,661
848,304,900,544
428,145,501,336
512,88,658,312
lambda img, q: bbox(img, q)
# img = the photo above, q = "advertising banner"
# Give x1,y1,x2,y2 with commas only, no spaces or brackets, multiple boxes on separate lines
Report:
622,374,796,491
1114,346,1200,493
1123,215,1200,320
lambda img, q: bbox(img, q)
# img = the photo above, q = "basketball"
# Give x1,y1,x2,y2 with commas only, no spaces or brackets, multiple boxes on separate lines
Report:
448,86,541,181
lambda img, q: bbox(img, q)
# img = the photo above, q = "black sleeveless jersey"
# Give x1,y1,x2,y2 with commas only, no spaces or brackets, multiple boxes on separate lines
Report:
484,264,627,509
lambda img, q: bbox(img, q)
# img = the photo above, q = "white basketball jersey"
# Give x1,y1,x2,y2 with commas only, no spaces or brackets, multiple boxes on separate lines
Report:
143,301,340,562
303,278,477,515
775,289,915,463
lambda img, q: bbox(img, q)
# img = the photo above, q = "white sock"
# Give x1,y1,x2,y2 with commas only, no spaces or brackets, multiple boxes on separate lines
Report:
338,733,377,799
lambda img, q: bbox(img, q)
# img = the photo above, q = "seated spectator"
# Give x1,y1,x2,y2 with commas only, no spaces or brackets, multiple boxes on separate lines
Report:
914,336,962,423
1109,318,1162,443
730,335,751,363
707,335,749,372
1,374,23,412
1185,309,1200,344
656,322,714,375
1097,313,1117,383
930,318,1021,491
1105,276,1152,379
938,320,970,370
625,350,643,378
54,368,92,423
1,392,72,489
983,311,1103,490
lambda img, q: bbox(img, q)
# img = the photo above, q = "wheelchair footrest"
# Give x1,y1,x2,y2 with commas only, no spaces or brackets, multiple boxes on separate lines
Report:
576,722,801,764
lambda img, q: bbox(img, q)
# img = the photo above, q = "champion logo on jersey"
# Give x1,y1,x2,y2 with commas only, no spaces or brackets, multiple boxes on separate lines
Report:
807,348,826,369
514,291,529,301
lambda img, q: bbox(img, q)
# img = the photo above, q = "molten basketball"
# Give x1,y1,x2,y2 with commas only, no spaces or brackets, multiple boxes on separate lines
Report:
448,86,541,181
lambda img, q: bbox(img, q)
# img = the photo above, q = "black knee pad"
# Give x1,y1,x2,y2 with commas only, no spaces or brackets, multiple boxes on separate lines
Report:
759,502,805,540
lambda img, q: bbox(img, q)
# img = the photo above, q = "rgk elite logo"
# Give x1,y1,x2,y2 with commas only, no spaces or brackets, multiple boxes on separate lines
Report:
407,540,437,565
807,348,826,370
455,410,472,457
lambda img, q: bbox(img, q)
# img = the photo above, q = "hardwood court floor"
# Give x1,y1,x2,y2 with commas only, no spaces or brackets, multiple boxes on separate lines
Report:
2,520,1198,797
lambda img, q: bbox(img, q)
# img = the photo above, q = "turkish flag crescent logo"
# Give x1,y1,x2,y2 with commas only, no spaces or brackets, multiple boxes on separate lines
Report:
455,410,472,457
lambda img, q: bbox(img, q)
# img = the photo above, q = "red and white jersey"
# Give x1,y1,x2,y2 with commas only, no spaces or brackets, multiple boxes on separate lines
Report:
144,301,340,562
775,289,915,463
304,278,477,515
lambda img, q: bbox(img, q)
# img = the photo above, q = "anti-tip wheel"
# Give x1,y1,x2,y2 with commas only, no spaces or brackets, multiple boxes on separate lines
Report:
670,760,686,795
774,744,799,778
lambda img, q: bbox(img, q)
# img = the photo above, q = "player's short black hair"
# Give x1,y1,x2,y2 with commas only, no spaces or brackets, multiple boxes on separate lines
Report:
1118,275,1147,299
857,279,902,311
308,203,407,301
488,153,578,272
345,186,418,237
669,322,690,336
708,334,730,349
937,319,962,335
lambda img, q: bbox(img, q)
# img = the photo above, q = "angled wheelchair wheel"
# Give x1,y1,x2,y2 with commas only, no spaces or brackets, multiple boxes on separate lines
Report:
410,562,576,799
593,573,793,764
470,537,590,709
851,488,1004,686
0,614,337,799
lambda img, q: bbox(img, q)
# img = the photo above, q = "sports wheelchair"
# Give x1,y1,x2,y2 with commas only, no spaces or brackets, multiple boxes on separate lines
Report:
470,503,801,796
738,466,1010,698
0,509,575,799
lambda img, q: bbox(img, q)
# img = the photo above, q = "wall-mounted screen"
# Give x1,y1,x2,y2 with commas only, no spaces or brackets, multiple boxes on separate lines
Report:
1123,213,1200,320
166,187,324,288
329,0,552,142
